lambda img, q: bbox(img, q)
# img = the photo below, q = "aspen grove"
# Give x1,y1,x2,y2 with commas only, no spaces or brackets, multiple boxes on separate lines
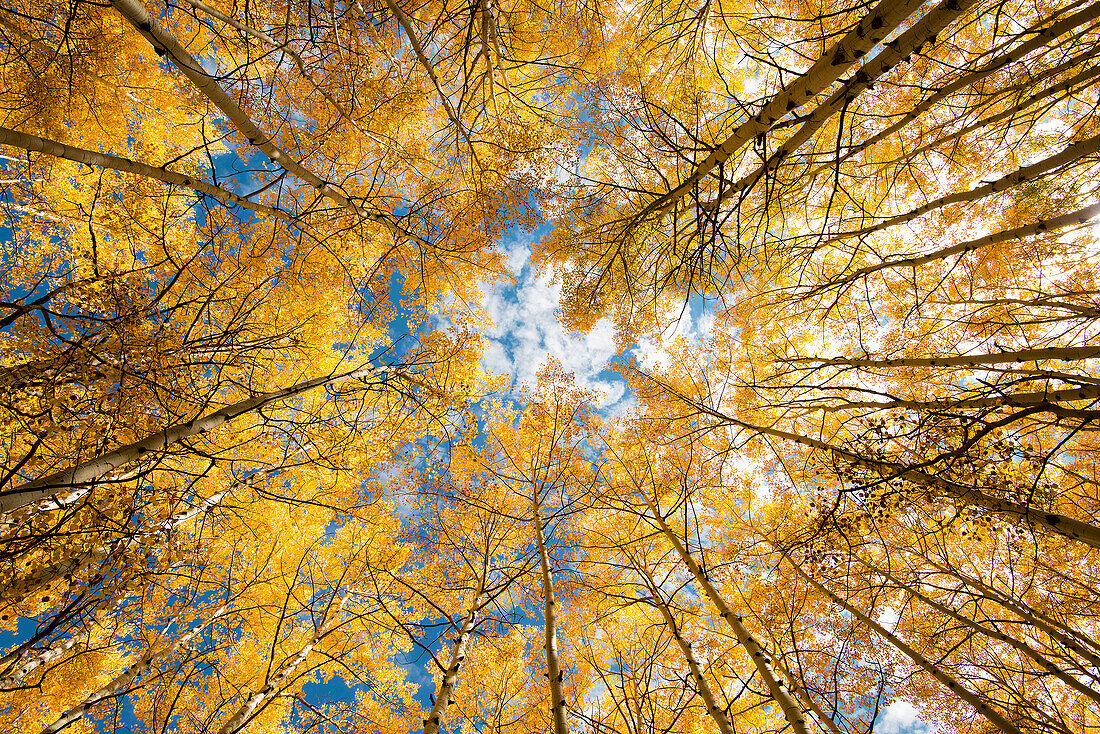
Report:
1,0,1099,732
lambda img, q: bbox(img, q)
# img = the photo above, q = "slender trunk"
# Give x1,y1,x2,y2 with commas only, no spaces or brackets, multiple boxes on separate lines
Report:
110,0,355,215
0,467,149,541
632,0,925,222
769,654,846,734
479,0,505,116
861,556,1100,703
639,493,810,734
781,550,1023,734
809,201,1100,295
787,345,1100,368
182,0,377,143
822,130,1100,243
907,61,1100,161
633,561,736,734
7,486,231,599
40,605,228,734
216,595,347,734
0,127,293,221
109,0,419,246
919,557,1100,670
423,576,485,734
532,492,569,734
0,363,393,514
669,391,1100,549
2,631,82,692
0,486,91,536
706,0,980,212
804,383,1100,413
832,0,1100,167
0,590,133,689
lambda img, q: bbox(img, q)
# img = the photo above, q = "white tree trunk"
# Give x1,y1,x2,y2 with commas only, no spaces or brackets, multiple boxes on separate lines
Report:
40,605,229,734
641,494,810,734
0,127,293,221
631,0,925,221
1,364,393,514
533,494,569,734
423,579,485,734
633,560,736,734
782,550,1023,734
216,595,348,734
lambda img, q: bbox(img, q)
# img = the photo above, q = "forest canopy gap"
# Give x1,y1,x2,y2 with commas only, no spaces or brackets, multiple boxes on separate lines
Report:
1,0,1099,733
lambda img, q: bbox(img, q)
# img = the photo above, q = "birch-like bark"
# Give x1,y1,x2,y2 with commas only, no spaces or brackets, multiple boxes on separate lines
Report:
786,344,1100,368
807,201,1100,295
666,382,1100,549
0,363,394,514
215,595,347,734
630,0,926,222
0,469,236,685
821,130,1100,243
423,577,485,734
796,383,1100,413
181,0,379,144
705,0,980,212
632,561,736,734
768,654,846,734
2,630,81,692
110,0,358,215
109,0,422,246
904,60,1100,161
40,604,229,734
8,484,232,598
781,551,1023,734
0,590,134,689
0,485,91,536
861,556,1100,703
640,493,810,734
532,493,569,734
0,127,294,221
919,557,1100,671
832,0,1100,166
480,0,508,117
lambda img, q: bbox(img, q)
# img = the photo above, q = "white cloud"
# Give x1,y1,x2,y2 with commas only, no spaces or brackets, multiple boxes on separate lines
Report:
505,238,531,278
478,234,625,410
633,301,714,370
877,701,934,734
476,231,717,416
482,338,511,377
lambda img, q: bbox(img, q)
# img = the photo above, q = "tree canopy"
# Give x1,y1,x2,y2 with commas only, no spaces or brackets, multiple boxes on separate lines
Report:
1,0,1099,732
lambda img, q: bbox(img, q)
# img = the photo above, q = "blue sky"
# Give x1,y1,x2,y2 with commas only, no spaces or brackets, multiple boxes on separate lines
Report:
471,224,718,418
0,91,930,734
459,223,934,734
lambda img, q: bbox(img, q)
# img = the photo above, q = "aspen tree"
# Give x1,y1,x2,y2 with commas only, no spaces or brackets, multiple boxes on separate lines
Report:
471,362,599,734
779,547,1026,734
637,484,810,734
855,554,1100,707
6,0,1100,730
0,363,398,512
215,594,349,734
628,555,737,734
40,604,233,734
